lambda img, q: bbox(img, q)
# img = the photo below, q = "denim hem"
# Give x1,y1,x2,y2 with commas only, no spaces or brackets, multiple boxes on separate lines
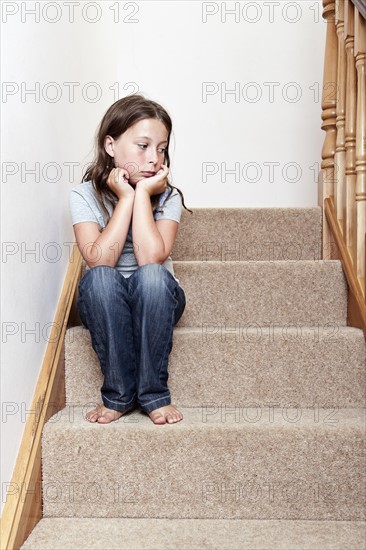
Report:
102,395,137,412
139,395,171,413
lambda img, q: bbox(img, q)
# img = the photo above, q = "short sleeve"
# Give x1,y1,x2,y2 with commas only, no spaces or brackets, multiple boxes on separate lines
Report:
154,189,182,223
69,189,100,226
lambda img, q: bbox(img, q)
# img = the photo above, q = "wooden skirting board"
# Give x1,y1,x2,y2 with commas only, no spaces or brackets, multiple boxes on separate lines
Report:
0,244,83,550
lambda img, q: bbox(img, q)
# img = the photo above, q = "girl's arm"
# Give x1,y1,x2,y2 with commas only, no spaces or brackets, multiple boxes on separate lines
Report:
132,165,172,265
132,186,167,265
73,168,135,268
73,196,135,268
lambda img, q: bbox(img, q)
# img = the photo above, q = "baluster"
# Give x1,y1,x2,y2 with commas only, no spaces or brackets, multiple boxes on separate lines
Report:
335,0,347,234
320,0,338,258
344,0,357,266
355,8,366,296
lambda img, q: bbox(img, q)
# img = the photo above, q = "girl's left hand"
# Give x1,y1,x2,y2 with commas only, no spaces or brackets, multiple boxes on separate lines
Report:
136,164,169,196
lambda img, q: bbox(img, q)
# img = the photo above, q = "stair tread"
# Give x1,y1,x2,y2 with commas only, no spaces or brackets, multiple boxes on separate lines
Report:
178,207,322,210
45,406,366,432
173,259,340,264
68,324,364,335
21,518,366,550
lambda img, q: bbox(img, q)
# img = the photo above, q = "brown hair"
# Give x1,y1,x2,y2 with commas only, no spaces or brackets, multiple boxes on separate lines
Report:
81,94,193,224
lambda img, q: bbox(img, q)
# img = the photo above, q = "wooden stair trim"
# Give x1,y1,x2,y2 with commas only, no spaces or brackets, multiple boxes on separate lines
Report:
0,245,82,550
324,196,366,334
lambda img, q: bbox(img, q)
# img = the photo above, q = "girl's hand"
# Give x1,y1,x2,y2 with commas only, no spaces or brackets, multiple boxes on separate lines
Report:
136,164,169,196
106,168,135,200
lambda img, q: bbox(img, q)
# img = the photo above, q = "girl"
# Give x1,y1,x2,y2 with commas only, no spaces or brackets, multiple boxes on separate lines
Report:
69,94,192,425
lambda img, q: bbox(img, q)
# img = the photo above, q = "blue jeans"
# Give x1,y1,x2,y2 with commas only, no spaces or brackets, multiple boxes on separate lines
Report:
76,264,186,413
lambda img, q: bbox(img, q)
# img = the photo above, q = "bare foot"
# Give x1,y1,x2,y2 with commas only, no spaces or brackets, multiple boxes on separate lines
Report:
148,404,183,425
85,404,130,424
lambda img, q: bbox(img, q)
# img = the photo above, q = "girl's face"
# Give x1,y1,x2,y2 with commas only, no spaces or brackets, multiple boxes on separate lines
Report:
104,118,169,185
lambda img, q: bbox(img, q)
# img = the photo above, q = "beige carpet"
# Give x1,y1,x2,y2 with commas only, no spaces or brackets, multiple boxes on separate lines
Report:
21,518,366,549
41,406,365,520
65,325,365,408
22,208,366,549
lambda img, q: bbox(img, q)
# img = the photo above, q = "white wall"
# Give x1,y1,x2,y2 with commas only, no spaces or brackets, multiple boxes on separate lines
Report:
1,0,325,513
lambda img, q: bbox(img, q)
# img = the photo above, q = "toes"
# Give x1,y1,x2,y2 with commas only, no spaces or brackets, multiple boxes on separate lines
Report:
150,412,166,424
166,413,175,424
149,406,183,425
86,405,124,424
97,411,123,424
166,412,183,424
97,415,109,424
86,410,99,423
166,407,183,424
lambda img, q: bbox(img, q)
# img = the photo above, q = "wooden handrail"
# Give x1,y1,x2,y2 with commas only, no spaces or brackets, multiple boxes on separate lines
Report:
320,0,366,333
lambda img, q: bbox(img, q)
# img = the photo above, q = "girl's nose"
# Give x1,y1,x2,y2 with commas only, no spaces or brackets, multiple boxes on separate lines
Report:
148,149,159,165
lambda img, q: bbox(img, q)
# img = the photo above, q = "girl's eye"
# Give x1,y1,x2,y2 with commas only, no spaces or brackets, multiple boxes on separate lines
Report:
138,144,166,154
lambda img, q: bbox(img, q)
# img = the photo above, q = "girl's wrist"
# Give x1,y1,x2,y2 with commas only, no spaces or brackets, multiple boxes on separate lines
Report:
134,183,150,196
116,194,135,205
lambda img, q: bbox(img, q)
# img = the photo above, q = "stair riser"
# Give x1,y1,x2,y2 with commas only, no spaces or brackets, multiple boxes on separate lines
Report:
65,328,366,408
173,262,347,326
42,421,365,520
172,208,322,262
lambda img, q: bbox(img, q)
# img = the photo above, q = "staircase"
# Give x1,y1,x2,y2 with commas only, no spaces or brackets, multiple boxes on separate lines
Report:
21,208,366,549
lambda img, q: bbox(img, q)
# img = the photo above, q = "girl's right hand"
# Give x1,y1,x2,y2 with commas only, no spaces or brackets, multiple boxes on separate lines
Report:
106,168,135,200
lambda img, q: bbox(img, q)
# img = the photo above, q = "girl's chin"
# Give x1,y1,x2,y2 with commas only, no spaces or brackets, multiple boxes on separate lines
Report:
130,176,146,185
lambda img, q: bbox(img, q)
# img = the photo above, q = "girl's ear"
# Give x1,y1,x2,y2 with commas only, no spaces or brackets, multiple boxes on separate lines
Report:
104,135,115,157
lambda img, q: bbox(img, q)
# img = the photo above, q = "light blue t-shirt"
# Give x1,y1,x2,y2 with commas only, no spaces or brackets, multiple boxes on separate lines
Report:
69,181,182,284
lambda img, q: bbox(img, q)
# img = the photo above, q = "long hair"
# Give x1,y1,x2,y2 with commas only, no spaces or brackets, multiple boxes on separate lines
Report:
81,94,192,224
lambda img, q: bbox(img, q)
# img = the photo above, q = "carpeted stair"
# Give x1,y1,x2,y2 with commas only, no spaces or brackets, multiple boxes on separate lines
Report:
21,208,366,549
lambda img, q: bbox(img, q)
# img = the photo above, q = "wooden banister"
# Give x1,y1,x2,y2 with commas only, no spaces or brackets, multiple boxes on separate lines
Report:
320,0,366,334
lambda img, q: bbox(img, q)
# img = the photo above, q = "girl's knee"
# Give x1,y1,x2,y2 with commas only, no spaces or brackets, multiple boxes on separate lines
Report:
79,265,122,298
135,263,168,281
